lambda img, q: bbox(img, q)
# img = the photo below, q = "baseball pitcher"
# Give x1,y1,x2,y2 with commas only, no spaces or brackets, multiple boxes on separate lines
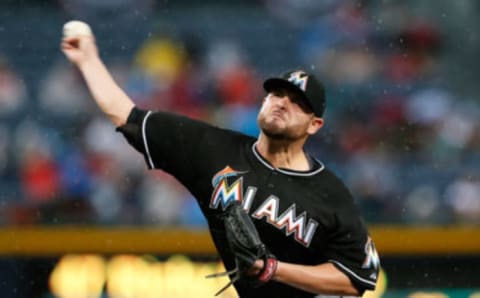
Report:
61,25,380,297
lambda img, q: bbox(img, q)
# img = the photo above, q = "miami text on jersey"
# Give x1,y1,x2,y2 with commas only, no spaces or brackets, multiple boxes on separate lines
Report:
210,166,319,247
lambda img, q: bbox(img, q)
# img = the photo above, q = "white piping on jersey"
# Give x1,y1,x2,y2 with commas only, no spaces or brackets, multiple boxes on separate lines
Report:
328,260,377,288
251,142,324,176
142,111,155,169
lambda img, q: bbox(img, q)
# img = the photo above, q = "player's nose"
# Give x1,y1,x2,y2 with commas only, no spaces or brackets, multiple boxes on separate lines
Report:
274,95,290,109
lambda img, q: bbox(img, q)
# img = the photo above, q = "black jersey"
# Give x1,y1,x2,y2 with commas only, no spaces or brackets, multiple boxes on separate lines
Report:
118,107,380,297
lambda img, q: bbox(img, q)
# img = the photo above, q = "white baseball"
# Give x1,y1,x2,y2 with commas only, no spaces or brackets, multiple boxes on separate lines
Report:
63,20,92,38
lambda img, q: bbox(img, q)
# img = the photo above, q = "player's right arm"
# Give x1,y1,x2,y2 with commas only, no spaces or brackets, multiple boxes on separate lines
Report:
61,35,134,127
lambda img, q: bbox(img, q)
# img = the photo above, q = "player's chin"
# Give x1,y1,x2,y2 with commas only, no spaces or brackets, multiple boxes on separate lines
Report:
260,119,282,133
260,115,285,127
260,125,290,140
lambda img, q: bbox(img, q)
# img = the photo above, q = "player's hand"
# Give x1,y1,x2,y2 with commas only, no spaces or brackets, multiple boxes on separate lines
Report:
247,259,265,276
61,35,99,67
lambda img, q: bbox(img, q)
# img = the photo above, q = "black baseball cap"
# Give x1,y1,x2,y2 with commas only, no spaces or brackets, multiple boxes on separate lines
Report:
263,70,326,117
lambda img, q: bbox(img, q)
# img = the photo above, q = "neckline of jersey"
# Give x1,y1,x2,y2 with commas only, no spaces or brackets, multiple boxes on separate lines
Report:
251,142,325,177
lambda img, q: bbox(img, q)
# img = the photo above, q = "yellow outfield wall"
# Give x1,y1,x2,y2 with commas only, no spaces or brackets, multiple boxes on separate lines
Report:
0,226,479,256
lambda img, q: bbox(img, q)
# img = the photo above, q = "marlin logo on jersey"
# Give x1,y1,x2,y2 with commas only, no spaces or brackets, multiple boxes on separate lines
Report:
287,71,308,91
210,166,247,210
362,237,380,273
210,166,319,247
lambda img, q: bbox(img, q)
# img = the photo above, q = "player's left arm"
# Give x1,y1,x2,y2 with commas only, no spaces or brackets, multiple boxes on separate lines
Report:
261,185,379,296
249,231,378,296
277,261,359,295
252,260,360,296
310,183,380,296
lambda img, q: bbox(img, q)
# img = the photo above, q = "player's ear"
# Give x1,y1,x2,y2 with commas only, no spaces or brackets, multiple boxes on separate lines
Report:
307,117,324,135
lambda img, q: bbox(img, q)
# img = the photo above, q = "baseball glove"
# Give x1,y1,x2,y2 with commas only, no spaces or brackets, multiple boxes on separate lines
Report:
206,201,278,296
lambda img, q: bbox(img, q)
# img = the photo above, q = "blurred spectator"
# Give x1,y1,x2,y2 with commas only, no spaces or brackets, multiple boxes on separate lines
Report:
129,32,211,120
435,102,478,161
82,116,142,223
0,55,27,118
57,146,92,200
139,173,185,225
444,173,480,224
207,41,260,107
134,33,186,86
14,120,61,203
38,61,96,121
206,41,261,136
383,21,443,84
403,87,454,159
89,176,123,224
297,0,371,73
318,44,380,86
83,116,140,171
345,151,400,222
164,32,210,119
403,185,443,224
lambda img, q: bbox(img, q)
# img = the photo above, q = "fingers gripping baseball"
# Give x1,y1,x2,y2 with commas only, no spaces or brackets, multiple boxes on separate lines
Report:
60,20,98,66
207,202,278,296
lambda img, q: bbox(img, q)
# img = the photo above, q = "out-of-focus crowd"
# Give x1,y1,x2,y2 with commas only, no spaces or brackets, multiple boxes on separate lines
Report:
0,1,479,226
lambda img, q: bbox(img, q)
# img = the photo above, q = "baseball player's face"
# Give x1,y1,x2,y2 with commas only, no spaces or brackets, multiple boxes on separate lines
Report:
258,89,321,140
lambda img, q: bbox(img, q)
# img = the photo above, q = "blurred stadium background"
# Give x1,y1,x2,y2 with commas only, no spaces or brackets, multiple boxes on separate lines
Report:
0,0,479,297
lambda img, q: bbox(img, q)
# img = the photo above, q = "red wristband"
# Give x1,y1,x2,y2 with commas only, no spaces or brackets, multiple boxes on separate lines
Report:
258,258,278,283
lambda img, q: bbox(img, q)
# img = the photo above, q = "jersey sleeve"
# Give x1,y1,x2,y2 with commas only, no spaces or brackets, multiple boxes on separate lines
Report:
324,186,380,294
116,107,217,185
